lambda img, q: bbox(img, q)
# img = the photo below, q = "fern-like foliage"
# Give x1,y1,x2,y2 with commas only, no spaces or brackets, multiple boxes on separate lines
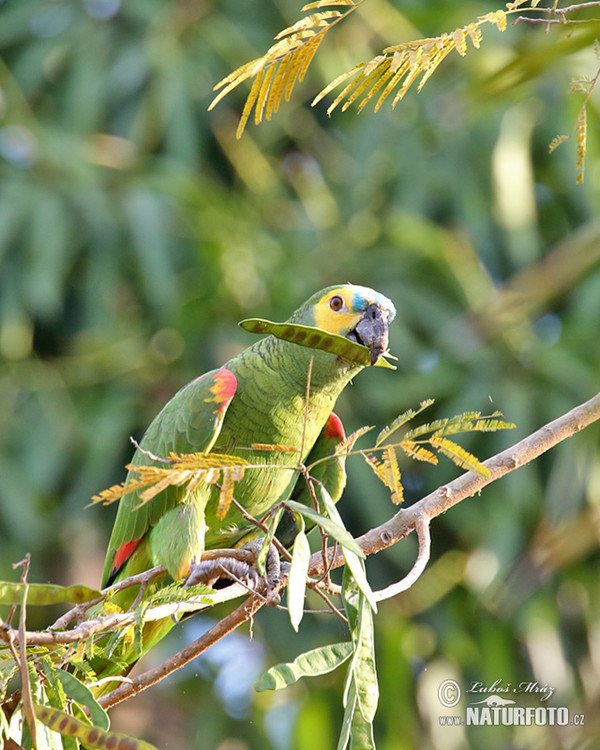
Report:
209,0,366,138
210,0,553,137
312,10,509,115
362,403,515,499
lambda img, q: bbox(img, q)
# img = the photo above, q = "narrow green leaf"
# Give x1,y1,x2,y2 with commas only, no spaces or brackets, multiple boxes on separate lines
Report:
40,657,67,710
34,704,157,750
257,505,285,577
288,528,311,631
352,597,378,722
350,704,376,749
239,318,396,369
337,681,357,750
284,500,364,558
0,581,101,606
375,399,435,446
255,642,353,691
55,669,110,731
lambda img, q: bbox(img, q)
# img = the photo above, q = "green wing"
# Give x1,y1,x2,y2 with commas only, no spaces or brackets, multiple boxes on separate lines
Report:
276,412,347,548
102,368,237,586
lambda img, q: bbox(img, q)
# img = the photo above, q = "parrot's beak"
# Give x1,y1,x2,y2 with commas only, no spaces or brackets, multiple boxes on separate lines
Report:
346,304,392,366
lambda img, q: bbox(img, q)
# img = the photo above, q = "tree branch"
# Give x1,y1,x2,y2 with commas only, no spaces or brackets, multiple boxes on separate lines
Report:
7,392,600,713
373,515,431,601
98,592,266,709
307,390,600,575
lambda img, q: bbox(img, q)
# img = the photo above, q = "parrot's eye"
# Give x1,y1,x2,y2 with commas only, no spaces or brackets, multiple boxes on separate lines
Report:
329,295,344,312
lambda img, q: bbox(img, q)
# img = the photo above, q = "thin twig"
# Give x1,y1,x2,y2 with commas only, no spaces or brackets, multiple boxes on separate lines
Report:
49,566,166,630
13,555,36,745
98,593,266,709
230,496,293,561
307,581,348,624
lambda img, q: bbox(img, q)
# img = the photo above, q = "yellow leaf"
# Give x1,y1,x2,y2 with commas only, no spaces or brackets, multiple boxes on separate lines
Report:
451,28,467,57
374,62,409,112
400,439,438,465
312,62,364,107
255,64,276,125
276,11,342,39
251,443,300,452
266,56,292,120
481,10,507,32
466,23,482,49
383,446,403,505
357,67,395,112
216,466,245,519
430,437,489,477
341,61,389,112
237,68,265,137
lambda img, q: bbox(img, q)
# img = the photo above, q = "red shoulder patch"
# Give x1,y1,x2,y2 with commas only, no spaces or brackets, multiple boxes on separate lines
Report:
324,412,345,442
111,538,142,578
209,369,237,415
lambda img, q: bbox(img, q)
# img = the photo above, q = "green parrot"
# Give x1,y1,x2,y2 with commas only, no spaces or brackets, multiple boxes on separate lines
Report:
98,284,395,677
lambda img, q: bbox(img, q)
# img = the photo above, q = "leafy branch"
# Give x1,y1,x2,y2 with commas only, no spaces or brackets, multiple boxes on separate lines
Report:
74,390,600,722
209,0,367,138
3,392,600,748
209,0,598,178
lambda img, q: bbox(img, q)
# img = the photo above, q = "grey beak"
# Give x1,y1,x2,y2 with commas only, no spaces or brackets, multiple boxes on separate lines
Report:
353,304,391,365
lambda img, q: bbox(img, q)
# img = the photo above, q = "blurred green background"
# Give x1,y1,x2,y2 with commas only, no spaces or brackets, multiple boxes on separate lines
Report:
1,0,599,748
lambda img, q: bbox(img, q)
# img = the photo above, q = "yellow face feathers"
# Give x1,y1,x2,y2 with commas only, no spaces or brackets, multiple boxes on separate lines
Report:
310,284,396,337
312,288,364,336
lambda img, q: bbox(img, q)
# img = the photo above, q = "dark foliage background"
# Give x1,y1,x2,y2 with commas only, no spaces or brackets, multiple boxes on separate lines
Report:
1,0,599,747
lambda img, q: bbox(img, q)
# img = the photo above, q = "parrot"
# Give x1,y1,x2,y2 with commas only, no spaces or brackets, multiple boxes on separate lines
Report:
97,284,395,680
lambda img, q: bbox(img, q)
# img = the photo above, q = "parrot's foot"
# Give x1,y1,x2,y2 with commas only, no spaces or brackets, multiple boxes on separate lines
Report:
185,541,281,606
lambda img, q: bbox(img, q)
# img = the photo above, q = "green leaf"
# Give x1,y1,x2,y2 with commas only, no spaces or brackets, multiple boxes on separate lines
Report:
257,506,285,577
350,704,376,749
375,398,435,446
288,527,310,631
0,581,102,605
55,669,110,731
341,581,378,746
239,318,396,369
337,680,357,750
284,499,364,558
317,485,377,612
255,642,353,691
352,597,378,722
34,704,158,750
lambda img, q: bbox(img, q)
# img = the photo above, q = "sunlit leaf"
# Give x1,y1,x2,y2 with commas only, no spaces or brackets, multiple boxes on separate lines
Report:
54,669,109,731
288,527,311,631
0,582,101,605
255,642,352,691
430,436,490,476
283,499,363,559
375,399,435,446
34,705,157,750
239,318,396,368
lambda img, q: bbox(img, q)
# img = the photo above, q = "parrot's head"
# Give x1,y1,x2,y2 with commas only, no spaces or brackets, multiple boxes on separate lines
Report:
290,284,396,366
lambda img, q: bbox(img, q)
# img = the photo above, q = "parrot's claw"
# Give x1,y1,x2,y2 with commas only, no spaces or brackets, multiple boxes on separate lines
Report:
185,557,259,590
185,540,281,606
240,539,281,605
